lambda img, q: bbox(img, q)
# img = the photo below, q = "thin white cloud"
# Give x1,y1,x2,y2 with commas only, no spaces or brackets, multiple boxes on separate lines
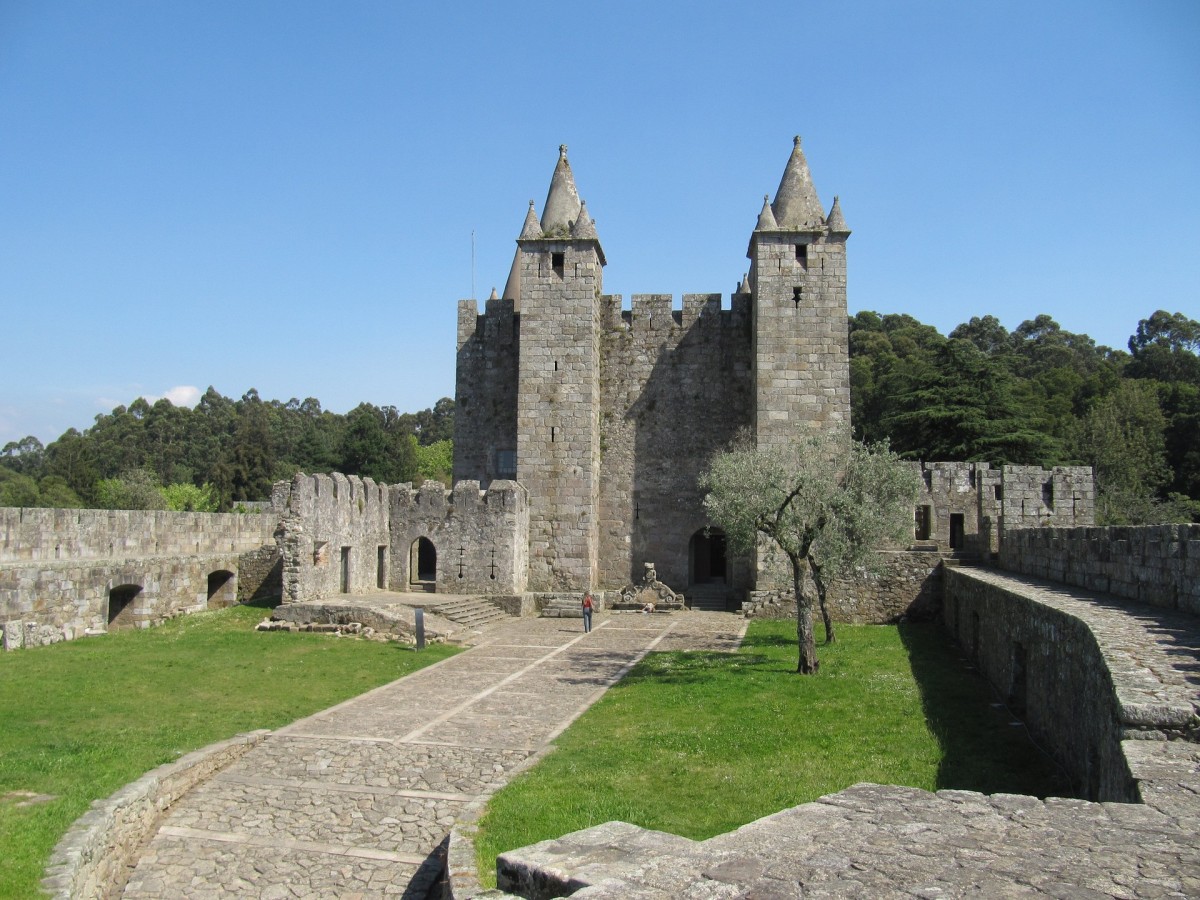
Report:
162,385,202,407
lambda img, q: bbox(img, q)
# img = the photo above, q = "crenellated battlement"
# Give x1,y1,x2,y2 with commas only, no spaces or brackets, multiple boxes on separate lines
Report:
599,293,752,338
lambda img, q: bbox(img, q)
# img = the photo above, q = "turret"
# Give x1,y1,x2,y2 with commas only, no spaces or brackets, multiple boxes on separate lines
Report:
747,136,851,448
514,145,606,590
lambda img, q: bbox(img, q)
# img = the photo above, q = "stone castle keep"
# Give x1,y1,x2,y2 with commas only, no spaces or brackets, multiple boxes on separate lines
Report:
1,138,1099,648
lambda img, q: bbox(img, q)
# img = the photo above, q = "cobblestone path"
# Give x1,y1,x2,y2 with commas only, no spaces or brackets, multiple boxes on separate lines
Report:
120,610,745,898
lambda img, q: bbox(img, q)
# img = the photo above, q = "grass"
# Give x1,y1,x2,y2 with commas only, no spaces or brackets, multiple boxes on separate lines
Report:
0,604,459,900
475,619,1068,885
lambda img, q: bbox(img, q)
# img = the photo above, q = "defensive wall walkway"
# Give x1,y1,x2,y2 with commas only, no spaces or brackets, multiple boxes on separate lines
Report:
46,567,1200,898
497,568,1200,899
97,610,744,898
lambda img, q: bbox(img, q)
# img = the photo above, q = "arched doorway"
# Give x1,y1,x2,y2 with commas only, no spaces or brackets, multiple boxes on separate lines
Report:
108,585,142,631
689,529,727,586
207,571,236,609
409,537,437,592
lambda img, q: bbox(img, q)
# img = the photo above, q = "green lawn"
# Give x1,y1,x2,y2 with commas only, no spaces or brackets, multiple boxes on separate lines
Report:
0,605,458,899
475,619,1068,884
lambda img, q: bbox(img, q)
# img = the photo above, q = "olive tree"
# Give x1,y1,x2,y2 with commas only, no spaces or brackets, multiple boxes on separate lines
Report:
700,430,921,674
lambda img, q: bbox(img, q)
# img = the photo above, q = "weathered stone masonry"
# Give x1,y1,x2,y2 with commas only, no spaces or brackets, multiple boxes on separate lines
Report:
0,507,277,650
454,140,1095,607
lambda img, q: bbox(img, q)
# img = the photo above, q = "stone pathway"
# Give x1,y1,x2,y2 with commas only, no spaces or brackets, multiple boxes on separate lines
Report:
120,610,745,898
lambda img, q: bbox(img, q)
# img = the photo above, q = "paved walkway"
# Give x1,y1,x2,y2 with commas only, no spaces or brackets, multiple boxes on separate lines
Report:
120,610,746,898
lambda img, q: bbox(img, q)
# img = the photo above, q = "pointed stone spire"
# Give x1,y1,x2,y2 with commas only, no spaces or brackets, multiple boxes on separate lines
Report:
570,199,598,240
755,194,778,230
518,200,543,240
540,144,582,236
502,249,521,307
771,136,825,229
826,195,849,234
737,272,752,294
488,286,499,301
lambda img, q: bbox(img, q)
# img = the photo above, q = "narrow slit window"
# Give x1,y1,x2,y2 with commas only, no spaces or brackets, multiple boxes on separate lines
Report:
551,426,556,443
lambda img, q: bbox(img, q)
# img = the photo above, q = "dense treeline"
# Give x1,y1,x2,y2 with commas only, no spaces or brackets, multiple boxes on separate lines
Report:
3,310,1197,523
0,389,454,511
850,309,1199,523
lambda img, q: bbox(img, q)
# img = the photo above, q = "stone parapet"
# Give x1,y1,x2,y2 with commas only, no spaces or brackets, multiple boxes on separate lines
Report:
41,730,268,899
0,506,274,563
1000,523,1200,614
742,550,942,624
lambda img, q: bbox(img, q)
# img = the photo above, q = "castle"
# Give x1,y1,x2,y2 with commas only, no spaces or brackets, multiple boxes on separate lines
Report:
451,138,1092,602
1,139,1098,651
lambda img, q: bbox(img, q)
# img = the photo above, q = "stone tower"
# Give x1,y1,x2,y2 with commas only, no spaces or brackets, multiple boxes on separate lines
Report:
514,146,607,591
748,136,851,447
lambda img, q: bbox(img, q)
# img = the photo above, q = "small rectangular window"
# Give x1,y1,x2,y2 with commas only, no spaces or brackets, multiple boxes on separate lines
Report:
552,252,564,278
495,450,516,480
795,244,808,268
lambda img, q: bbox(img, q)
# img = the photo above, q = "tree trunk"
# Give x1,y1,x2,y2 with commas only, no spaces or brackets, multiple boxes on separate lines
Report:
791,555,819,674
811,561,836,644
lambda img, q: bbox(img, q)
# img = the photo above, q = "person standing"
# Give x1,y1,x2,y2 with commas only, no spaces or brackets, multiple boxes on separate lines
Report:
582,592,594,633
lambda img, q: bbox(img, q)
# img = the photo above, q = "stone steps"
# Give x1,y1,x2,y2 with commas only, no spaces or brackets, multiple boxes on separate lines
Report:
428,596,509,628
688,586,730,612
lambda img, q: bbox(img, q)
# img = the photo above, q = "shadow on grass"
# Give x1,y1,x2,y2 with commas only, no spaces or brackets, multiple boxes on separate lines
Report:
616,651,774,687
898,622,1071,798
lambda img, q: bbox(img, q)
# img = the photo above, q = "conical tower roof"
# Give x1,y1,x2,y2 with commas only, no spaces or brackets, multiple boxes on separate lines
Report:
737,272,751,294
540,144,581,236
570,199,598,240
771,136,825,230
501,249,521,308
826,195,849,234
755,194,778,231
518,200,543,240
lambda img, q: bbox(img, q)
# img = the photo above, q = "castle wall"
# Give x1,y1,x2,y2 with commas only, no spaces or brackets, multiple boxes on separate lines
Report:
0,506,273,562
454,296,519,486
1000,465,1095,531
597,293,754,592
943,568,1138,801
741,550,943,624
0,507,276,650
1000,524,1200,614
516,240,603,591
389,479,528,595
274,473,391,604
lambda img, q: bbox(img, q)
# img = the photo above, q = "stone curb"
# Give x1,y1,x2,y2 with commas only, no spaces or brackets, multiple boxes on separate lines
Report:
40,729,270,899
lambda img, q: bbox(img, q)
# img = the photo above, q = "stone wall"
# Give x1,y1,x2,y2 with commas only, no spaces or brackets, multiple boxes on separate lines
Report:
0,506,273,562
454,294,519,488
943,568,1141,802
389,479,529,595
1001,465,1095,532
42,730,268,899
1000,524,1200,614
597,293,754,592
742,550,942,624
0,507,276,650
273,473,391,604
236,545,282,604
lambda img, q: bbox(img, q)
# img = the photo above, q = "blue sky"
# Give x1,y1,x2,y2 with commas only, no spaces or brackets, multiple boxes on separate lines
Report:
1,1,1197,446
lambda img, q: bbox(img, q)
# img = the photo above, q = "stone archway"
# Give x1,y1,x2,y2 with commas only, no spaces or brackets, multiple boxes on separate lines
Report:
689,528,728,586
207,570,236,609
409,537,437,593
108,585,142,631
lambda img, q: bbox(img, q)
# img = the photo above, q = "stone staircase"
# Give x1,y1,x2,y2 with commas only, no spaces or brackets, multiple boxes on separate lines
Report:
427,595,510,628
687,584,731,612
